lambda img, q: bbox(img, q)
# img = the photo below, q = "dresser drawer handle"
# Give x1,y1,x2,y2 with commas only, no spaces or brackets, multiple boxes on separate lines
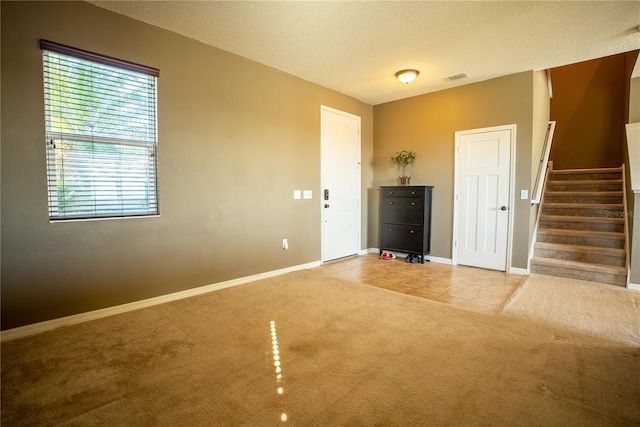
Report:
388,228,393,231
411,191,416,195
410,230,415,234
389,191,393,195
389,201,393,205
411,202,415,206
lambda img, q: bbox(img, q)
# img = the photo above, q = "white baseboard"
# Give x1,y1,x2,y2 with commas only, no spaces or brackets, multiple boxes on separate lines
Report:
508,267,530,275
360,248,379,255
425,256,452,265
1,260,322,342
628,282,640,291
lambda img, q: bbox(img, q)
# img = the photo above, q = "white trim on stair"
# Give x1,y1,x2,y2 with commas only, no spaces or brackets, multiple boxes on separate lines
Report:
621,164,631,288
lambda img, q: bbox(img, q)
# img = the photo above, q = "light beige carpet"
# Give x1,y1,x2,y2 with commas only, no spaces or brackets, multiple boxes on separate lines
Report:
2,269,639,426
502,273,640,347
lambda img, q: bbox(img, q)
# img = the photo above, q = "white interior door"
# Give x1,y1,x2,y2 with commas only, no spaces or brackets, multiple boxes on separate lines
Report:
321,106,361,262
455,127,513,271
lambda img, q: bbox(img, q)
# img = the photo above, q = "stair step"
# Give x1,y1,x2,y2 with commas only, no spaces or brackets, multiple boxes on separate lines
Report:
541,203,624,218
550,167,622,174
539,215,625,233
537,228,625,249
543,191,623,204
548,168,622,181
534,242,626,267
530,257,627,286
546,180,623,192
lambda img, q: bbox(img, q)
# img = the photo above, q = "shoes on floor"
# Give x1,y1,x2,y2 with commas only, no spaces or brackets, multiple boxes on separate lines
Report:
405,254,423,263
379,251,396,260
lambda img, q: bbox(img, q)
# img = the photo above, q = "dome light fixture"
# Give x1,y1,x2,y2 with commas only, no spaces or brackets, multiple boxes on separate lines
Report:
395,69,419,84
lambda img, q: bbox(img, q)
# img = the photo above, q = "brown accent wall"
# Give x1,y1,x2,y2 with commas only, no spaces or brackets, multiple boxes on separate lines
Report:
372,72,535,270
1,1,373,329
549,54,628,170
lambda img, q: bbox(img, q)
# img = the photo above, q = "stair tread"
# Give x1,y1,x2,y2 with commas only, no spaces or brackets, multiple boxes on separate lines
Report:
530,257,627,274
544,191,622,196
534,241,625,255
543,202,623,208
539,214,624,224
537,228,625,239
547,179,623,184
549,167,623,174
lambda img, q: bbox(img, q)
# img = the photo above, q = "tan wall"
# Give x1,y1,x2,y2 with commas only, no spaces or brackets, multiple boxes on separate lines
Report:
631,194,640,285
630,77,640,124
623,54,639,285
549,54,627,170
530,70,552,254
0,1,373,329
531,71,551,194
372,72,534,270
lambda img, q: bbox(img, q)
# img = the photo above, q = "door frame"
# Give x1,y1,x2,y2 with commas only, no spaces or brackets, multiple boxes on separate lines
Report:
320,105,361,263
452,124,517,272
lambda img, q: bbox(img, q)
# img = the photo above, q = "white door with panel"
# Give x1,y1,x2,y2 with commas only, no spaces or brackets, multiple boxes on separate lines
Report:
321,106,361,262
456,127,513,271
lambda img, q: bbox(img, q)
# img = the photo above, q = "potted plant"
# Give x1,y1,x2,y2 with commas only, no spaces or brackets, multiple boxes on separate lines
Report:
390,150,417,186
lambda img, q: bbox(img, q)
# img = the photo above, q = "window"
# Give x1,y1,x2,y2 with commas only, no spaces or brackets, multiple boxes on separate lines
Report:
41,40,159,221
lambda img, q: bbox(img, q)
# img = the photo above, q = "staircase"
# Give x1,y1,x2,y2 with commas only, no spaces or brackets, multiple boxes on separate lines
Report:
531,167,627,286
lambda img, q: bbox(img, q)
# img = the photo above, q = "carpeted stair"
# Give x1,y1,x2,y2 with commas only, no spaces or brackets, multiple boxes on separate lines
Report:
531,167,627,286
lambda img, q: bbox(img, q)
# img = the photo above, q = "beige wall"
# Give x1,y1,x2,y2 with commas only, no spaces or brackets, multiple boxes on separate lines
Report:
530,70,552,254
630,78,640,124
630,193,640,285
0,1,373,329
625,58,639,285
626,58,639,285
531,71,551,194
372,72,535,270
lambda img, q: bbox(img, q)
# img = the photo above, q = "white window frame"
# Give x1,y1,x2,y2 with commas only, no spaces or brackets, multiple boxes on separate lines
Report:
41,40,160,221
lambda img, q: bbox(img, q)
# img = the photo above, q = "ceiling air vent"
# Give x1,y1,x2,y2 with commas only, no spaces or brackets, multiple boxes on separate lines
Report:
444,72,469,82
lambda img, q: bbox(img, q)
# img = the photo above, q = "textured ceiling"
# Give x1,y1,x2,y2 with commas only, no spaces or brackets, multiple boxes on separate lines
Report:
90,1,640,105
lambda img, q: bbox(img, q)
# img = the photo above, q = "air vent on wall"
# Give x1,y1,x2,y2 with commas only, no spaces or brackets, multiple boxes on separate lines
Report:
444,72,469,82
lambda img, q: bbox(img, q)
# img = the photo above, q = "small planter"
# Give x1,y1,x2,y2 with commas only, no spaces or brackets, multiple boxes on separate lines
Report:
391,150,417,186
399,176,411,186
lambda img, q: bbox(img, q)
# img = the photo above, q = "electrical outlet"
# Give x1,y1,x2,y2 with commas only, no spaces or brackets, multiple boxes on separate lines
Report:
282,239,288,250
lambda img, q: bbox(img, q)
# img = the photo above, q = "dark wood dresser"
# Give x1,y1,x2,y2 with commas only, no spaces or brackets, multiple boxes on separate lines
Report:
380,186,433,263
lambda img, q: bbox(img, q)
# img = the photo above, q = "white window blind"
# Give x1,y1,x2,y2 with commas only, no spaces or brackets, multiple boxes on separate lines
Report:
41,40,160,220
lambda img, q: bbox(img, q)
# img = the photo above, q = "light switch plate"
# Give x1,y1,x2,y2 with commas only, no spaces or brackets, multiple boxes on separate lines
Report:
303,190,312,199
293,190,301,200
520,190,528,200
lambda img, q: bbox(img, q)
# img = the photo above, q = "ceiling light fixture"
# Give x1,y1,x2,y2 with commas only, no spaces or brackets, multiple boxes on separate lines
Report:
395,69,419,84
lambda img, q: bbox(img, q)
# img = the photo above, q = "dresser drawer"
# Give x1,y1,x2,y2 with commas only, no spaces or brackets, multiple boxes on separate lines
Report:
381,224,423,253
382,188,423,198
381,197,424,224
